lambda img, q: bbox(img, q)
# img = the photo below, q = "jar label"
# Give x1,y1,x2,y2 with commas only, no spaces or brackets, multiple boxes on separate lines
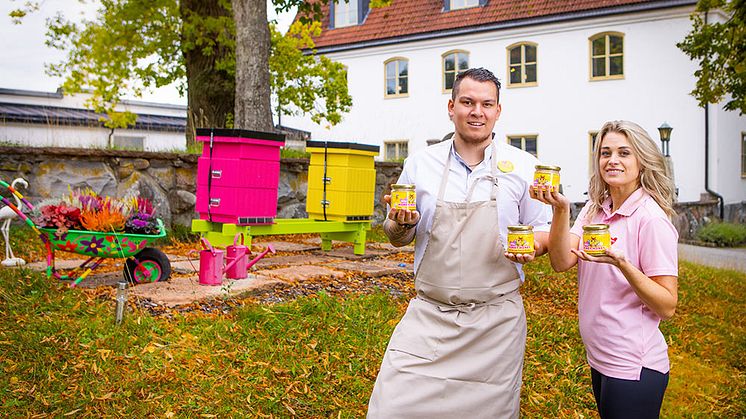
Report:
391,190,416,210
533,171,560,188
583,232,611,255
507,233,535,254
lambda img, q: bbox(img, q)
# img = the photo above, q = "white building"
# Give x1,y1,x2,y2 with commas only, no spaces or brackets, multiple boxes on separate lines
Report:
283,0,746,206
0,88,187,151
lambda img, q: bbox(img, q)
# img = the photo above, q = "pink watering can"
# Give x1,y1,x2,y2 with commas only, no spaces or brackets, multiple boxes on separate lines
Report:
225,233,249,279
196,237,224,286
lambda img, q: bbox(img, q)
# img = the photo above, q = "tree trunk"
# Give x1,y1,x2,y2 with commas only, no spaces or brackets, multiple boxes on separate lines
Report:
180,0,236,148
232,0,274,132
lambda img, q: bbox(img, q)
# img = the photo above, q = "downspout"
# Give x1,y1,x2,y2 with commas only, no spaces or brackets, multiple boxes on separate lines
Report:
108,127,115,149
703,10,725,220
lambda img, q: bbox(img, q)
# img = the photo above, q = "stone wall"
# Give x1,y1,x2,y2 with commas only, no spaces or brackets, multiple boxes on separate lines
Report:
1,146,741,240
0,146,402,227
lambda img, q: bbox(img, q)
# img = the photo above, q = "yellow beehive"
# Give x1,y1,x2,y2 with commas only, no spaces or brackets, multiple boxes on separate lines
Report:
306,141,379,221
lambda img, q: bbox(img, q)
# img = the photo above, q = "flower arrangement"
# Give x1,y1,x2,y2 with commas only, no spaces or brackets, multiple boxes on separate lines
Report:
33,188,159,235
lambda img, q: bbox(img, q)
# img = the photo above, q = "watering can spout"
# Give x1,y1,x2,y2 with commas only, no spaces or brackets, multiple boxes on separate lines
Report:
246,244,275,269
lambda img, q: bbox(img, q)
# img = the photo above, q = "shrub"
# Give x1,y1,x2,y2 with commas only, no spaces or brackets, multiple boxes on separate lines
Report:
697,222,746,247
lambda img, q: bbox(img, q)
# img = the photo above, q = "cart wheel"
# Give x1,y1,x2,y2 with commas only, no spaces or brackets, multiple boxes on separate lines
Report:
123,247,171,284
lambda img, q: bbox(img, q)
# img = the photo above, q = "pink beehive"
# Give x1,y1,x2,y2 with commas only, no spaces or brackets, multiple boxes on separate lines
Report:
196,128,285,225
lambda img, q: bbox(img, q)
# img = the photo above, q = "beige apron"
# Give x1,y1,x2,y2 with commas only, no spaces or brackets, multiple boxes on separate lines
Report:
368,143,525,419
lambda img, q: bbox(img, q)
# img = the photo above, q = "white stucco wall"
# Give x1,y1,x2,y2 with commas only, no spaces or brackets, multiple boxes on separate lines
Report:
283,6,746,204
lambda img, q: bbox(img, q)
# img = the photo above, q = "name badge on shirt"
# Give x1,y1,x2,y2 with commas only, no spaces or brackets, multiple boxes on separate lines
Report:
498,160,514,173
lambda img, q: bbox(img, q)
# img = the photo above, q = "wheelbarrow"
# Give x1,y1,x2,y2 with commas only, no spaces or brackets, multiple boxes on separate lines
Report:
1,180,171,287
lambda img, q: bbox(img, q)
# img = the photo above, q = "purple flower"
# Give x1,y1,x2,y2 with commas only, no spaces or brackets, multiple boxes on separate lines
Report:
80,236,105,255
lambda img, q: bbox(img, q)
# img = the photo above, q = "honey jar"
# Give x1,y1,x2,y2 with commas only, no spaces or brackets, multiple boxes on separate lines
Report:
391,184,416,211
533,165,561,190
507,225,535,254
583,224,611,255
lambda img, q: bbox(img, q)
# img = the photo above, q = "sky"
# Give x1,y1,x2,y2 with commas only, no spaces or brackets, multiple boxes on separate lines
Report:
0,0,296,105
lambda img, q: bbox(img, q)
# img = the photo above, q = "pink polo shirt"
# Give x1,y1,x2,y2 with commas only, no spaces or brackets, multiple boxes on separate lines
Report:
570,188,678,380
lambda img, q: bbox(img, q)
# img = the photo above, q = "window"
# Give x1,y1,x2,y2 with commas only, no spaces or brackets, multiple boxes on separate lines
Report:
589,131,599,175
332,0,360,28
449,0,479,10
590,32,624,80
742,132,746,177
113,135,144,151
385,140,408,161
507,135,537,157
507,42,537,87
442,50,469,92
384,58,408,98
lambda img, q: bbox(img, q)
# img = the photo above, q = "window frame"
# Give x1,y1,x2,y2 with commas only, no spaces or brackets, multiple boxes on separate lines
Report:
332,0,359,28
506,134,538,158
383,57,409,99
449,0,479,11
384,140,409,161
506,42,538,88
589,32,625,81
441,49,470,94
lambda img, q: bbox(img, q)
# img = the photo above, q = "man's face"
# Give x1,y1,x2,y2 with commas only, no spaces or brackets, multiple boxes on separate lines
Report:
448,78,501,145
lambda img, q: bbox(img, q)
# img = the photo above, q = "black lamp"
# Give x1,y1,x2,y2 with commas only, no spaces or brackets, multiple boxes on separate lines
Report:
658,122,672,157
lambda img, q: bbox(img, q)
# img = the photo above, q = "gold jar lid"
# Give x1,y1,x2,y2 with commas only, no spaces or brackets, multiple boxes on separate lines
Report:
583,223,609,231
535,165,561,172
508,225,534,232
392,184,415,190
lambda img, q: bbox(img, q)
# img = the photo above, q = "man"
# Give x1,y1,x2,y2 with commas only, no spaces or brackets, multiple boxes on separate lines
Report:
367,68,552,418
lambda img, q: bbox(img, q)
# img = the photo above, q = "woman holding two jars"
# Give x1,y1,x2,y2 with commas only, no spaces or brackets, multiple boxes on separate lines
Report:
531,120,679,419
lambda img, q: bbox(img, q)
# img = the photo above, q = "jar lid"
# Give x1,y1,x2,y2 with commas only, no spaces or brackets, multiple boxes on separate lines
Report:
583,223,609,231
392,184,415,189
535,165,561,171
508,225,534,231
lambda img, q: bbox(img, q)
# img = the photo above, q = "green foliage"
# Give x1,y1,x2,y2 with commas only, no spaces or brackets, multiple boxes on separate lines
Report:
678,0,746,114
270,21,352,127
279,147,311,159
696,221,746,246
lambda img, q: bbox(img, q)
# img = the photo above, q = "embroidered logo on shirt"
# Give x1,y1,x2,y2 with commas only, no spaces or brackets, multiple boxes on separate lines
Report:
498,160,514,173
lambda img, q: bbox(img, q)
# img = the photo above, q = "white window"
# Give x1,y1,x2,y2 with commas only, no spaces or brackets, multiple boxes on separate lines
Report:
507,42,537,87
442,50,469,92
334,0,359,28
384,58,409,98
385,140,408,161
590,32,624,80
507,135,537,157
450,0,479,10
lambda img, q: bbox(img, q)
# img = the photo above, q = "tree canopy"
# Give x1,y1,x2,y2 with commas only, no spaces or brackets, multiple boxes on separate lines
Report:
678,0,746,114
10,0,352,134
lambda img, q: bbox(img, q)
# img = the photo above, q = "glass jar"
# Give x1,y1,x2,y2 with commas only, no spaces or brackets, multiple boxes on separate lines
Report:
583,224,611,255
391,184,416,211
533,165,561,189
507,225,535,254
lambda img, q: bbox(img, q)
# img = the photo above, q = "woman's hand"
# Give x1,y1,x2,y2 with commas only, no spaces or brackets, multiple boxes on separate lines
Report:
504,251,536,264
571,247,627,268
530,185,570,212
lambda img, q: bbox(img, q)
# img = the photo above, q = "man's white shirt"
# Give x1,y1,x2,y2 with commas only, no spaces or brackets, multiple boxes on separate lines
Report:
396,139,552,281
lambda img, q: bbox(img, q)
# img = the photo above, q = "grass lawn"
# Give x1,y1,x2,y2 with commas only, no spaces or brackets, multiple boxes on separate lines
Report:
0,228,743,417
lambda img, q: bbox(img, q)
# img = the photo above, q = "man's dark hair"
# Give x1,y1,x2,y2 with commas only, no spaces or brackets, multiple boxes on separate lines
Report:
451,68,502,102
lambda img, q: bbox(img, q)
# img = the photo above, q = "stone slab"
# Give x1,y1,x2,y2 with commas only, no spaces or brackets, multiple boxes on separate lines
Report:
367,242,415,253
252,241,319,252
326,259,412,277
253,254,332,268
129,274,283,307
313,246,391,260
255,265,346,282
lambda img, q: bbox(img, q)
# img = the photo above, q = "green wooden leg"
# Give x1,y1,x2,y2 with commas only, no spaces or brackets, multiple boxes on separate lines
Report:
320,234,333,251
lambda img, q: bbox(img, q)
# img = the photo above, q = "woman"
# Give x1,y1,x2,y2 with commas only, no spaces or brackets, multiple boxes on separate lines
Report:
532,120,678,418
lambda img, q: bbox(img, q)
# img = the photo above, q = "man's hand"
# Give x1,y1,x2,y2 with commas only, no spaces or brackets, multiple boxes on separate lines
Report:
384,194,420,227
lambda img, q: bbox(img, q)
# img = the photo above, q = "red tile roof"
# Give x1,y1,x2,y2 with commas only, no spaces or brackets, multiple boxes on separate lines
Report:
304,0,691,51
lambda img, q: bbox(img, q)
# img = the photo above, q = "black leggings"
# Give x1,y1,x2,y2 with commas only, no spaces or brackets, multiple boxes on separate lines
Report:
591,367,669,419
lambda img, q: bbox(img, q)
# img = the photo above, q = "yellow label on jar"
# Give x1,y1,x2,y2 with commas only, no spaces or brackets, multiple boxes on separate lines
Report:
583,232,611,255
533,170,560,189
391,189,416,211
507,232,535,254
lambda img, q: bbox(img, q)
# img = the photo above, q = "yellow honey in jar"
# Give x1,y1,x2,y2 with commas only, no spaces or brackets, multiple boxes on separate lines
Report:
391,184,416,211
583,224,611,255
507,225,535,254
533,165,561,190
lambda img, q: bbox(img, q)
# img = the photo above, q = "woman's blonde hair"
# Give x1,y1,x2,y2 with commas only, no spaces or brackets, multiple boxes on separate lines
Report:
587,120,676,220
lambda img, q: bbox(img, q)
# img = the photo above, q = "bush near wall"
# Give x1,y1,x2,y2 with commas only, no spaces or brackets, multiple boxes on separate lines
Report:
697,222,746,247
